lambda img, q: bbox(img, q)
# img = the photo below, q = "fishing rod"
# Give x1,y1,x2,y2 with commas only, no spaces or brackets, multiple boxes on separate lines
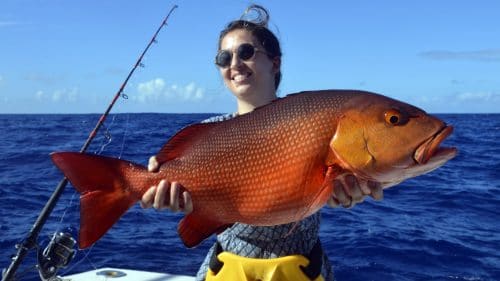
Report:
2,5,178,281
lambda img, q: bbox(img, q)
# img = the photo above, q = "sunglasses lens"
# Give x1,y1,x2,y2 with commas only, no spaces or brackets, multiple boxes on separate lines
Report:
215,51,232,67
238,43,255,60
215,44,258,67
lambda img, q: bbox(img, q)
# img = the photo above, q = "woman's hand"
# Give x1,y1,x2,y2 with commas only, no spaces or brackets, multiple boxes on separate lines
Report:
140,156,193,214
327,174,383,208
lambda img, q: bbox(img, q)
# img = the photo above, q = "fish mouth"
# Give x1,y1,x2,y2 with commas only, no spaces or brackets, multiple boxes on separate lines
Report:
414,125,457,164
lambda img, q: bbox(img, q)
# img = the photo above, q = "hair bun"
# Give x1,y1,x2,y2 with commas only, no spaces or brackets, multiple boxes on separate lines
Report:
240,4,270,27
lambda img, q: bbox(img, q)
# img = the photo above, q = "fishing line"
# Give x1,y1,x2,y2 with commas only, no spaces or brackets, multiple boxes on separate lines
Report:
95,118,114,155
56,192,78,226
59,244,97,276
10,264,38,281
118,113,131,159
93,92,132,157
94,99,132,159
116,92,131,159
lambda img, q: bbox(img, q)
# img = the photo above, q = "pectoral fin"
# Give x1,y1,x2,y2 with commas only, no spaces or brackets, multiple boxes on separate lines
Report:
178,213,231,248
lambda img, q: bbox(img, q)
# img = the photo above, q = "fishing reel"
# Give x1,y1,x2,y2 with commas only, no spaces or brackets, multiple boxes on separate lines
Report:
37,231,76,281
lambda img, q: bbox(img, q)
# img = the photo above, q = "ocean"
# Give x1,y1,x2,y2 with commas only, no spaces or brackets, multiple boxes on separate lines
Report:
0,113,498,281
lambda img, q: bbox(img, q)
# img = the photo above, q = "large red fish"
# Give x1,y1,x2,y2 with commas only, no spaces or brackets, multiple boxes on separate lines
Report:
51,90,456,249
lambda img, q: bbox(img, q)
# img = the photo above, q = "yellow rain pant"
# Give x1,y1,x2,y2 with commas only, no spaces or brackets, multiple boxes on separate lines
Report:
205,251,324,281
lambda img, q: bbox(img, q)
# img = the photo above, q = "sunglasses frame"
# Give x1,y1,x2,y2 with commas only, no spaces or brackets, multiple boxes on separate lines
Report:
215,43,267,68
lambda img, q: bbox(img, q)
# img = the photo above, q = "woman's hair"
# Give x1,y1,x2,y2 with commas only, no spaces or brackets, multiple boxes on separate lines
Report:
218,5,282,90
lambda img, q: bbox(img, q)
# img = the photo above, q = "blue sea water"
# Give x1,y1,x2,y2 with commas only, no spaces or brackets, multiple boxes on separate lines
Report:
0,113,499,281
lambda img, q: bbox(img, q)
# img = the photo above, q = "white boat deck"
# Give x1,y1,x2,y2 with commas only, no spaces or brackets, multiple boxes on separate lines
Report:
62,267,195,281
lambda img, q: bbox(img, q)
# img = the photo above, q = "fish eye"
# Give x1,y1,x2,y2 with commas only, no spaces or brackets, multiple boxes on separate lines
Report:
384,109,407,126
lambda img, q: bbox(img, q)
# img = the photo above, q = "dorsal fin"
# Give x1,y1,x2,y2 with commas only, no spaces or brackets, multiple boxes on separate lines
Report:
156,122,220,163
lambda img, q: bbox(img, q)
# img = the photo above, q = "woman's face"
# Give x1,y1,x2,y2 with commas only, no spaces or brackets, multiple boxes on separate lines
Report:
218,29,278,101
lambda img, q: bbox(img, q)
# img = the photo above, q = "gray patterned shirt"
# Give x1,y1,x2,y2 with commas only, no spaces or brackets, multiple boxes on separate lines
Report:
195,113,334,281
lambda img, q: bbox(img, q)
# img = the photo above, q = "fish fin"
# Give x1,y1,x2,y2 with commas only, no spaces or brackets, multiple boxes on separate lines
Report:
283,166,340,239
285,168,337,239
156,122,220,163
178,212,230,248
51,152,148,249
300,165,340,221
310,165,340,207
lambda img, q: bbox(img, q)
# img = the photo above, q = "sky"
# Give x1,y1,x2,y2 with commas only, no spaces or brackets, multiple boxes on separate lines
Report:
1,0,499,114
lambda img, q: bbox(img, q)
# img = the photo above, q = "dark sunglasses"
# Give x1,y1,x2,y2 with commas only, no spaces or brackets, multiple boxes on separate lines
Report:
215,43,266,68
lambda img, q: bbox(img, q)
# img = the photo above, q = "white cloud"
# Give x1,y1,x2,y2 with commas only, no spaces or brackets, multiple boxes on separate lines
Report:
414,91,500,105
35,90,44,101
52,90,62,102
66,88,78,102
137,78,165,95
408,91,500,113
415,95,441,104
456,92,500,102
419,49,500,62
35,88,79,103
136,78,166,103
135,78,206,104
183,82,205,101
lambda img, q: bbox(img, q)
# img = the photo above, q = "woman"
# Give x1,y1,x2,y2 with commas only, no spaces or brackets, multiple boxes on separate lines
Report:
141,5,383,281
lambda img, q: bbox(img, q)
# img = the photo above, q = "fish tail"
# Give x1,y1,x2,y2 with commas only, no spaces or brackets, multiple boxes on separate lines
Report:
51,151,150,249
